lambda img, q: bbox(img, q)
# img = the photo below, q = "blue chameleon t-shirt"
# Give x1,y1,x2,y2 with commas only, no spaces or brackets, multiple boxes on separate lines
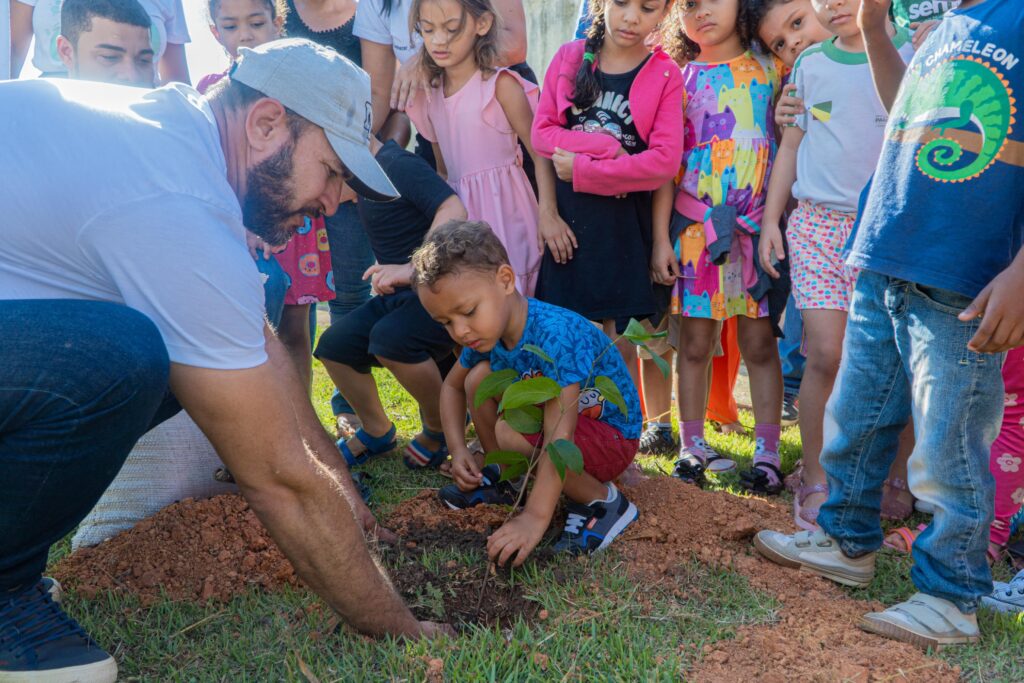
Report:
849,0,1024,298
460,298,642,439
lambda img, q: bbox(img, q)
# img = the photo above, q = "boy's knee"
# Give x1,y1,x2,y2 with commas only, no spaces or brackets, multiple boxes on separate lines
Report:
464,361,493,399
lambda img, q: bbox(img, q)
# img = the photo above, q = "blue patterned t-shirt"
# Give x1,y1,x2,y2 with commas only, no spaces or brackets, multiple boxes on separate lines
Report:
460,298,642,439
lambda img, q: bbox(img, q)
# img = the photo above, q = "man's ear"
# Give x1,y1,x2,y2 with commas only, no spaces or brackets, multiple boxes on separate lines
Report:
56,35,76,73
244,97,292,156
496,264,517,293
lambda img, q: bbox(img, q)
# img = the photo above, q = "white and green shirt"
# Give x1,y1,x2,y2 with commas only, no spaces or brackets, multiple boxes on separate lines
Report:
790,28,915,213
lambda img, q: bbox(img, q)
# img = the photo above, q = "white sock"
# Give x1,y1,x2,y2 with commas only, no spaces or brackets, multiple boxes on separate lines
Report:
587,483,616,506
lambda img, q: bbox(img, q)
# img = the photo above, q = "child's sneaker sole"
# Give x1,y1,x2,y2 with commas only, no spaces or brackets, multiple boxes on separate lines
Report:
0,658,117,683
858,593,980,649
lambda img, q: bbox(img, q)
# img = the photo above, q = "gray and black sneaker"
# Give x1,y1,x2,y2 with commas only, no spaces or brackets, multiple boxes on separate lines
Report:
638,425,676,456
438,465,519,510
1,580,117,682
553,484,638,556
782,394,799,426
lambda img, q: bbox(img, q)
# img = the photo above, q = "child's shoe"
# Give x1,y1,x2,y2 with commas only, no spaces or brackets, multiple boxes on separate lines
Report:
672,437,734,487
781,394,799,426
553,484,638,556
860,593,980,648
981,569,1024,614
437,465,518,510
753,528,876,588
638,425,676,456
739,438,784,495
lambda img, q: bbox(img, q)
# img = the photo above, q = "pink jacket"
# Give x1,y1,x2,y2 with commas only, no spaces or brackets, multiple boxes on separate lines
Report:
531,39,684,196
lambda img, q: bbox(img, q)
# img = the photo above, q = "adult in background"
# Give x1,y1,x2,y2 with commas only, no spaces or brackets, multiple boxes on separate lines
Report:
10,0,191,81
0,39,448,682
56,0,156,85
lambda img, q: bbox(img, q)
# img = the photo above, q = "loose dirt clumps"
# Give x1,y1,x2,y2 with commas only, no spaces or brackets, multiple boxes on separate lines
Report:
53,495,298,604
616,478,959,683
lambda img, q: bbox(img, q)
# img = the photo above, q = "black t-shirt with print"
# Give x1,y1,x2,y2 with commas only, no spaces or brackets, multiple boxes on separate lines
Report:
568,58,649,154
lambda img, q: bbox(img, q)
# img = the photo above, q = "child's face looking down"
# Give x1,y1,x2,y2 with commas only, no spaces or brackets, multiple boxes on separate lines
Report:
678,0,739,52
211,0,281,60
418,266,518,354
810,0,862,42
416,0,493,70
758,0,831,66
603,0,671,52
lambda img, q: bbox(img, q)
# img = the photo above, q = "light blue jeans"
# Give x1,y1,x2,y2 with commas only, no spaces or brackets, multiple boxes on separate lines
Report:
818,271,1004,612
779,293,805,399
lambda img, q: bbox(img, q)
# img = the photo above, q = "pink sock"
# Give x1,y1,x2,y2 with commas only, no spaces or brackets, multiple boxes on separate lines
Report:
680,420,705,447
754,423,781,460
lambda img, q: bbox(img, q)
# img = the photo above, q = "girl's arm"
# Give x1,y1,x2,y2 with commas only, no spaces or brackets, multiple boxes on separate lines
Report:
158,43,191,85
571,70,685,196
860,2,905,112
760,126,804,279
650,180,681,285
431,143,448,181
530,47,624,160
361,39,398,135
10,0,34,78
496,70,578,263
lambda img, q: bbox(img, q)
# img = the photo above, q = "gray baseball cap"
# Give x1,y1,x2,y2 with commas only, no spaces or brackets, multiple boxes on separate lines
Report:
231,38,398,202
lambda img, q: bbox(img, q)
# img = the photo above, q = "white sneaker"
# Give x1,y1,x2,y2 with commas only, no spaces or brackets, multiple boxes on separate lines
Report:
981,569,1024,614
753,528,875,587
861,592,980,648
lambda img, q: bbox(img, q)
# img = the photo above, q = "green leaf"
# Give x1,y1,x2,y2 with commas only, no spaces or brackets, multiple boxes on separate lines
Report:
594,376,627,415
499,460,528,483
640,343,672,379
522,344,555,365
622,318,653,343
498,376,562,412
502,405,542,434
473,368,519,408
546,439,584,481
484,450,530,467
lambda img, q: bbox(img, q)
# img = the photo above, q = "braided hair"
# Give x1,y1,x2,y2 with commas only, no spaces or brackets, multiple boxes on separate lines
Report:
570,0,608,111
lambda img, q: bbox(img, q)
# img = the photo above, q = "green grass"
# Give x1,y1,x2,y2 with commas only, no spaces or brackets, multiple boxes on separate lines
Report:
46,328,1024,681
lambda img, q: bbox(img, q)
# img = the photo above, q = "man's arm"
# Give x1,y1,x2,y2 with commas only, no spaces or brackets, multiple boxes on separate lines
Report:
158,42,191,85
493,0,526,66
859,1,905,112
10,0,33,78
170,328,431,636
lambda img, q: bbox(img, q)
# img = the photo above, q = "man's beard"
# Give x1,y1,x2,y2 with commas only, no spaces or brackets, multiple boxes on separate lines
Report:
242,140,306,248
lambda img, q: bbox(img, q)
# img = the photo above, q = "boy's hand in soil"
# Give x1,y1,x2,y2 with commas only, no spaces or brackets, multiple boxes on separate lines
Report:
775,84,804,128
487,509,548,567
451,447,484,492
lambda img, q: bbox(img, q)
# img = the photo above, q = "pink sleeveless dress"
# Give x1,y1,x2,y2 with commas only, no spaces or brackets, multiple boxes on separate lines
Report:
408,68,541,295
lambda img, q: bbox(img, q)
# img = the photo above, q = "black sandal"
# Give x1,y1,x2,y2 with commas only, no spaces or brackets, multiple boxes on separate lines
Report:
739,462,784,495
672,455,706,487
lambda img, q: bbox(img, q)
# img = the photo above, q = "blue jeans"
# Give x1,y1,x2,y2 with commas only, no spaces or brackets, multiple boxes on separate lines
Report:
0,300,171,591
818,271,1003,612
257,253,287,328
325,202,374,416
779,293,804,398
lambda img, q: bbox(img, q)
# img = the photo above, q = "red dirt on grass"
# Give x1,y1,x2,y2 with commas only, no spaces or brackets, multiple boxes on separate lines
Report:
616,477,959,683
52,495,298,604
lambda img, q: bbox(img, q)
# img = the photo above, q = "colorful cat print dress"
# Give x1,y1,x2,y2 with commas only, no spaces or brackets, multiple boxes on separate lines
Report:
671,50,783,321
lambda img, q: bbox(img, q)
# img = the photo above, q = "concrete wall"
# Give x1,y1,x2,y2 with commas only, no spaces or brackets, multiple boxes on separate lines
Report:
523,0,581,81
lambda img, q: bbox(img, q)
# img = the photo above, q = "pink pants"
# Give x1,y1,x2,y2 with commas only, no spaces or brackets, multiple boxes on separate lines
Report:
991,347,1024,546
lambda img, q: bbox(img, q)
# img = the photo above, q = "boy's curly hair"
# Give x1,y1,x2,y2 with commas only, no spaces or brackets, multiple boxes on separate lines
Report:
411,220,510,289
661,0,756,66
409,0,502,88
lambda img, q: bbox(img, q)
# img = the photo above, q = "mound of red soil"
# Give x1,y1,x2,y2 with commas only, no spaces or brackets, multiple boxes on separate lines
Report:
53,495,298,604
616,478,959,682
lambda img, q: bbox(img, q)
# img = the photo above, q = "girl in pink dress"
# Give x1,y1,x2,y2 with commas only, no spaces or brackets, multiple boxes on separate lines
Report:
406,0,555,296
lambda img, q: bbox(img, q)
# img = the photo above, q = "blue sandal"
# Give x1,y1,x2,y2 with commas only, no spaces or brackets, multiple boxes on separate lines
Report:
336,424,397,467
403,427,449,469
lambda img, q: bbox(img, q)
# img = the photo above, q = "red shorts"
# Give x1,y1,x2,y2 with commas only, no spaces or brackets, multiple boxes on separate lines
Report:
524,416,638,483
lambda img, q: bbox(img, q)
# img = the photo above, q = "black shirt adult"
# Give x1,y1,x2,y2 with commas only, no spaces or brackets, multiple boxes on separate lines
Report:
284,0,362,65
357,140,455,263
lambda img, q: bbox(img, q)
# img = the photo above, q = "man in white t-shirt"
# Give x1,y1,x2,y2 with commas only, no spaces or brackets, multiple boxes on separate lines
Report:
0,38,448,683
56,0,156,86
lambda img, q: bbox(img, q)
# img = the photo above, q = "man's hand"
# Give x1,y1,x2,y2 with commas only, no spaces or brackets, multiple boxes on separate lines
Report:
552,147,577,183
858,0,893,33
775,84,804,128
487,510,548,567
363,263,413,296
759,222,786,279
246,230,274,260
960,262,1024,353
450,447,484,491
355,500,398,544
538,207,578,264
418,621,457,638
391,51,427,112
650,237,680,286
